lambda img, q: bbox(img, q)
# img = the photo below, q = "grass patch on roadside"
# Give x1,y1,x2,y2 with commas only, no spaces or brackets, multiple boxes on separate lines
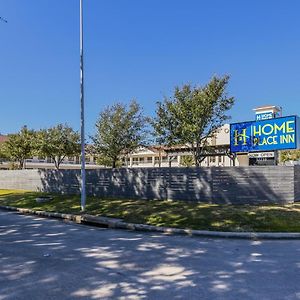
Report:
1,189,300,232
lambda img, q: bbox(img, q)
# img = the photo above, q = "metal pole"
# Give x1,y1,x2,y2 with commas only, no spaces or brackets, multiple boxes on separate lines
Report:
80,0,86,211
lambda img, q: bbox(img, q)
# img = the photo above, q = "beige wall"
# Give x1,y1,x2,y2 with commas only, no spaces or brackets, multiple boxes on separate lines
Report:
237,154,249,166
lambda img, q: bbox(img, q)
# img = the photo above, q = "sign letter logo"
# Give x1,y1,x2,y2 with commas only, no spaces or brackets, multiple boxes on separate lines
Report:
234,129,248,146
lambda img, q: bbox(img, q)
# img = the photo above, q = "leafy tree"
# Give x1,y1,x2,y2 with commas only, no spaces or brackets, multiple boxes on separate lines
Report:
0,143,9,162
2,126,35,169
96,156,123,168
92,101,148,168
36,124,80,169
180,155,195,167
153,76,234,166
280,150,300,163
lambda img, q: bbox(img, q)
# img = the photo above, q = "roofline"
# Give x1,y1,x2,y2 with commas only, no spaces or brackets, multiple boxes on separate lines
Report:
253,105,282,112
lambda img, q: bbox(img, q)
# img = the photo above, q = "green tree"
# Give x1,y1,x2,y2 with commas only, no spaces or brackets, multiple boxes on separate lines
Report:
153,76,234,166
36,124,80,170
180,155,195,167
0,143,9,162
280,150,300,163
2,126,35,169
92,101,148,168
96,156,123,168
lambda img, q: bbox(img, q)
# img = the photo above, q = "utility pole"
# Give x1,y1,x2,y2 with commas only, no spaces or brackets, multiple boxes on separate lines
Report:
80,0,86,211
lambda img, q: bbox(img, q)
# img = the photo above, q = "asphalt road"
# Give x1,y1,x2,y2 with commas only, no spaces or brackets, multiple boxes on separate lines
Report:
0,209,299,300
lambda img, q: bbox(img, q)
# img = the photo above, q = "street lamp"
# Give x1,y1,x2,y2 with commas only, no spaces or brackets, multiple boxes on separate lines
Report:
80,0,86,211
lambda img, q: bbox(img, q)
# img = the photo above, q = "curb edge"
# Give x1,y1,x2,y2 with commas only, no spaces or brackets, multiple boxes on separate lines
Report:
1,205,300,240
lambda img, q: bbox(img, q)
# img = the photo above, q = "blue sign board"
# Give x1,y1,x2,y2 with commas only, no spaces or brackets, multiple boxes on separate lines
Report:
230,115,300,153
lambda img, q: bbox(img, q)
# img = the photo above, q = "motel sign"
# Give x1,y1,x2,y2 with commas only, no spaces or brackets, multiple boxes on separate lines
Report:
230,115,300,153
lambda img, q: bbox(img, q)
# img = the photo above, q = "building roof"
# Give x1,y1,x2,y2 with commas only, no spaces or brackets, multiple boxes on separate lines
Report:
253,105,281,112
0,135,8,143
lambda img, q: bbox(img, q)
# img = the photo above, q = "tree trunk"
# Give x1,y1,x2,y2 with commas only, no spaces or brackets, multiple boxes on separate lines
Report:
54,156,64,170
193,149,200,167
54,159,60,170
19,160,24,170
112,159,116,168
194,143,207,167
159,148,162,167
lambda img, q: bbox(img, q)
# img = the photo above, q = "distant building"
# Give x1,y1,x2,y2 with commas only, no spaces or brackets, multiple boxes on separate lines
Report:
126,124,244,167
0,135,8,143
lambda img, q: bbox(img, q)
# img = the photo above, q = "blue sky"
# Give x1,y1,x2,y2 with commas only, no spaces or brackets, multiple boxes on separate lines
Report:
1,0,300,137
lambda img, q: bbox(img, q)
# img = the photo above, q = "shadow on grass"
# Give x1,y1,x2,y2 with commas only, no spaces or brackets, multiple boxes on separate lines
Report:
1,190,300,232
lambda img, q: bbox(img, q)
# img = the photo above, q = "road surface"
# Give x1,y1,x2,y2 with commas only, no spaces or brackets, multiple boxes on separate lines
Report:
0,209,299,300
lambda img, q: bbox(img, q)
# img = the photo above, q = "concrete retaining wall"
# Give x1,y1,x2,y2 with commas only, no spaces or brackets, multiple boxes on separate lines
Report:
0,166,298,204
294,165,300,201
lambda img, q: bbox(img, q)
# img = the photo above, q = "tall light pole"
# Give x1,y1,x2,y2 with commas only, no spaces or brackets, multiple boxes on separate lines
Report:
80,0,86,211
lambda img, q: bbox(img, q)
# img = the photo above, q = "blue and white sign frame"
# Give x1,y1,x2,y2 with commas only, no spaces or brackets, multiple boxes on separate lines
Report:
230,115,300,153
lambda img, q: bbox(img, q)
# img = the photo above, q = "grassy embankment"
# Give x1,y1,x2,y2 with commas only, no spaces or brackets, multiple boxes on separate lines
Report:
0,189,300,232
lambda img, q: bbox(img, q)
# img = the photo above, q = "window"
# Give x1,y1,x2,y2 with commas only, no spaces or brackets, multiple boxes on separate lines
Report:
210,156,216,163
139,157,145,163
147,157,153,163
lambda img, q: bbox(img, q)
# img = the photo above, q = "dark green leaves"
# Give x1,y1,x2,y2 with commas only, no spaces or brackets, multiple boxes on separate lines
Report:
36,124,80,169
153,75,234,166
1,126,35,169
92,101,148,168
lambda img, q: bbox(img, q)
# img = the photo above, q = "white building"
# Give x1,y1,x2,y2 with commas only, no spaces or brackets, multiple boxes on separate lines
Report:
126,124,245,167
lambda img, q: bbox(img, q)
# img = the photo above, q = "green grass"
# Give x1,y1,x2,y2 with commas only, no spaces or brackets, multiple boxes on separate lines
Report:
1,189,300,232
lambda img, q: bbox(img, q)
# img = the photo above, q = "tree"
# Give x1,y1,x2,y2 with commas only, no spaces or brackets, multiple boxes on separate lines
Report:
153,75,234,166
2,126,35,169
92,101,148,168
280,150,300,163
0,143,9,162
36,124,80,170
96,155,123,168
180,155,195,167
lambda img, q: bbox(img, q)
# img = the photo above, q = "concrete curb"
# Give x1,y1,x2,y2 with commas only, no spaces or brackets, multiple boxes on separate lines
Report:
1,205,300,240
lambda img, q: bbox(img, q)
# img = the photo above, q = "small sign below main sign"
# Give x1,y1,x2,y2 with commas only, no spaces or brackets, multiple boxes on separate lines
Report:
248,152,275,158
230,115,300,153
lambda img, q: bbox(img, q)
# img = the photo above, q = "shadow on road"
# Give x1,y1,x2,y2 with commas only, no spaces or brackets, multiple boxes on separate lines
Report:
0,210,299,299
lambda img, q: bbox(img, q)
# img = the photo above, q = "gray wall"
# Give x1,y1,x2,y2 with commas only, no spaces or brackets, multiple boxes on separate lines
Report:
0,167,298,204
294,165,300,201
